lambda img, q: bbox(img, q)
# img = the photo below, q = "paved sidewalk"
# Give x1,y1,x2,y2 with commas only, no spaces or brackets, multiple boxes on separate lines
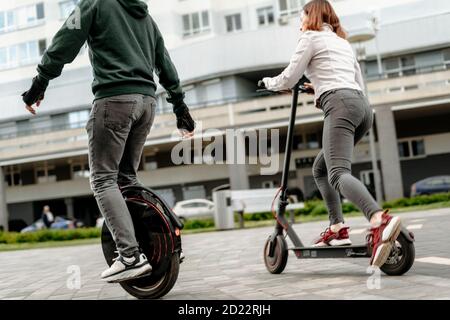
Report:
0,208,450,300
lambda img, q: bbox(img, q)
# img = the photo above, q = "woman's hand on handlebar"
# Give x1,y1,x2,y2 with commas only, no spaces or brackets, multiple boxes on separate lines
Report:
303,82,315,95
258,78,290,94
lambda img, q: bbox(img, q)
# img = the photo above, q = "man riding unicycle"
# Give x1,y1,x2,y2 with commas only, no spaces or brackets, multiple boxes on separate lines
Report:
22,0,195,283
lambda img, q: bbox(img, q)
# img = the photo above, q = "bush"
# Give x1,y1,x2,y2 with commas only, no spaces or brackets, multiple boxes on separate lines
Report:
310,203,328,216
0,228,101,244
183,219,215,230
242,212,274,221
383,192,450,209
342,202,359,213
295,200,323,216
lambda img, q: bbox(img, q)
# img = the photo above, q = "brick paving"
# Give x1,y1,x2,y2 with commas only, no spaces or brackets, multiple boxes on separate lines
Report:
0,208,449,300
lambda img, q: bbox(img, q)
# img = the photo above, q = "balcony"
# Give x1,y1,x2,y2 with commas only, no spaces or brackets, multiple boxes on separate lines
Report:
368,68,450,106
1,68,450,165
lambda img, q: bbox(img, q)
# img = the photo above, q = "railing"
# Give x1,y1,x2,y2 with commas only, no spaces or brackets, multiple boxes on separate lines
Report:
0,91,282,140
1,67,450,159
3,64,450,140
366,63,450,81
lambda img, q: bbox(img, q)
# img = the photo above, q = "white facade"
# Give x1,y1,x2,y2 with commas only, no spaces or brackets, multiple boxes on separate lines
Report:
1,0,450,229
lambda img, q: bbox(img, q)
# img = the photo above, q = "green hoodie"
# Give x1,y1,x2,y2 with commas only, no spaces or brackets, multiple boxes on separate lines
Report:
37,0,185,109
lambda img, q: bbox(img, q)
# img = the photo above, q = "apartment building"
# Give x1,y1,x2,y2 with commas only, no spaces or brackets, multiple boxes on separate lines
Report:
0,0,449,230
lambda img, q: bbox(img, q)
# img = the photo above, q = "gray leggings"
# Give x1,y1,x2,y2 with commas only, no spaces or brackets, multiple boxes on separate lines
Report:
313,88,382,225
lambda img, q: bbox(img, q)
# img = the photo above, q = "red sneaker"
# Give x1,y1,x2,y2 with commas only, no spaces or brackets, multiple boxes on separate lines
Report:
313,227,352,247
367,210,402,267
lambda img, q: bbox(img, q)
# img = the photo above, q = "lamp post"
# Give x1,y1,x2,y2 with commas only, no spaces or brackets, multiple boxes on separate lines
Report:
347,26,384,205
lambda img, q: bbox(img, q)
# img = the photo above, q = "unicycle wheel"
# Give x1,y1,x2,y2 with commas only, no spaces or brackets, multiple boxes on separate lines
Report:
380,233,415,276
264,235,288,274
119,253,180,299
101,187,182,299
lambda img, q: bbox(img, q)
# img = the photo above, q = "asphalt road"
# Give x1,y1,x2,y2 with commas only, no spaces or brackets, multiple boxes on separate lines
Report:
0,208,449,300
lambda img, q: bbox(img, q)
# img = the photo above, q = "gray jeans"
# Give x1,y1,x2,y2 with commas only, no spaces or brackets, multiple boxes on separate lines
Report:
85,94,156,257
313,89,382,225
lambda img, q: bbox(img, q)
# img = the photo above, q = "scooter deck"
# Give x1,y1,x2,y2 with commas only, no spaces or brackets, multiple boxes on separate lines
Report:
290,244,370,259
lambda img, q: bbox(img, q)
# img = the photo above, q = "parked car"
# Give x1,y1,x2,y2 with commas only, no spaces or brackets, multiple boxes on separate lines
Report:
173,199,215,221
21,216,78,233
411,176,450,196
8,219,28,233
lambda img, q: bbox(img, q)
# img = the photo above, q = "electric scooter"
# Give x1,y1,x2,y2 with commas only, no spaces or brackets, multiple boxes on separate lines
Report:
101,185,184,299
257,78,416,276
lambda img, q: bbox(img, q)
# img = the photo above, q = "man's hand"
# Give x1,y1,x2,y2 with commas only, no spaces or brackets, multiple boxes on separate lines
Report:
22,76,47,115
175,103,196,138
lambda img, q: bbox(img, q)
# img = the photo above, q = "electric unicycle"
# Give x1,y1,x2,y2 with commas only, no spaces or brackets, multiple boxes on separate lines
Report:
101,185,184,299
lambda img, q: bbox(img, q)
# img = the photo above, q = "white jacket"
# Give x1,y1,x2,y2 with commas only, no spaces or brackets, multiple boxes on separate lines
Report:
263,24,364,103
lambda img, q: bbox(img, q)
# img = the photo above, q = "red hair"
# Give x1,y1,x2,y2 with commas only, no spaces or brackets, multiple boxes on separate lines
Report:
303,0,347,39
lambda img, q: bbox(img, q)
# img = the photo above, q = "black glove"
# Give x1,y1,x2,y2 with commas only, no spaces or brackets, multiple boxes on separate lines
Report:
174,103,195,133
22,76,47,106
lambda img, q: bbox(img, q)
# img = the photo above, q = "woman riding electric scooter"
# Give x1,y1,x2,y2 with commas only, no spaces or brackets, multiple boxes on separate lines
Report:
262,0,401,268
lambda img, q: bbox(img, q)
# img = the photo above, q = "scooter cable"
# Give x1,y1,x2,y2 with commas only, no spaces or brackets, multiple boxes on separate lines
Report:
271,187,289,230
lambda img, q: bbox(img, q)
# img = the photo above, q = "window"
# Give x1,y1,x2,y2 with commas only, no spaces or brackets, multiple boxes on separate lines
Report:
443,49,450,69
306,133,319,149
294,133,320,150
38,39,46,55
279,0,303,17
0,12,4,31
401,56,416,76
36,3,45,19
68,110,89,129
4,166,21,187
182,11,211,37
72,163,89,179
0,3,45,33
398,141,410,158
0,39,45,69
225,14,242,33
0,48,6,68
144,155,158,170
257,7,275,26
36,165,56,184
411,140,425,156
385,55,416,78
59,0,79,19
202,79,222,104
398,139,425,159
385,58,400,78
294,134,306,150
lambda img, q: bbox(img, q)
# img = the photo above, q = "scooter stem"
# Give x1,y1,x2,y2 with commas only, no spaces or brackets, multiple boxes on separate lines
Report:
279,81,301,202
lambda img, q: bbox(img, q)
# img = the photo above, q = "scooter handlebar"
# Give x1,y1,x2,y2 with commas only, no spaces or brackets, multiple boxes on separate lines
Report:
256,78,312,94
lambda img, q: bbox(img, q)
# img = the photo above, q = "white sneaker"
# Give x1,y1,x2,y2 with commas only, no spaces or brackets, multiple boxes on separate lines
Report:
101,252,152,283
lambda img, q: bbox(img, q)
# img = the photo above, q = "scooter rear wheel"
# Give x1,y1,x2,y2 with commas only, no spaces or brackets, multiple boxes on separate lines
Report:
380,233,415,276
264,235,288,274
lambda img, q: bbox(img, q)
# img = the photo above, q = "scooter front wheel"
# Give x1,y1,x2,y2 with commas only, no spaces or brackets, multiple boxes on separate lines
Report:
380,233,415,276
264,235,288,274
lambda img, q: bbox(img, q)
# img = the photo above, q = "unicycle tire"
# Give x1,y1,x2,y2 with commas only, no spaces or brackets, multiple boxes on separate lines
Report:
101,186,183,299
119,253,180,299
380,233,415,276
264,235,288,274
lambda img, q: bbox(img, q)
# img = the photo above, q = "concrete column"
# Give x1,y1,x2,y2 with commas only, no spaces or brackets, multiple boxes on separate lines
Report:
226,130,250,190
374,106,404,201
0,167,9,231
65,198,75,219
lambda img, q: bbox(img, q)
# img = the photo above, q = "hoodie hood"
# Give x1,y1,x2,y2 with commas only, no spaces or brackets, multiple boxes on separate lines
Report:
117,0,148,19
